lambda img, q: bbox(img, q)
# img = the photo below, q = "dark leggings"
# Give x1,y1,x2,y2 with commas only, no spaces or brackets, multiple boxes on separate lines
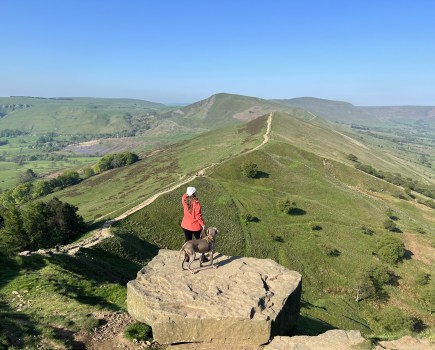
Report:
183,228,202,242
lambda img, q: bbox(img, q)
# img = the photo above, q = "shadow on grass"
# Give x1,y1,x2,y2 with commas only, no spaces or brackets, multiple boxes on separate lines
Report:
0,252,47,289
403,249,414,261
0,300,40,349
53,327,85,350
254,171,270,179
289,208,306,216
291,315,335,336
301,300,327,311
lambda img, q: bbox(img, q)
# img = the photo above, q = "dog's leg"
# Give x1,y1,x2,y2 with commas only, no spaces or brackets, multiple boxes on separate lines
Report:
211,250,217,268
181,252,189,270
187,252,196,274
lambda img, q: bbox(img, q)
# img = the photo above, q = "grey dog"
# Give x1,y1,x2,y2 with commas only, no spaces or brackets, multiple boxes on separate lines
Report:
179,227,219,273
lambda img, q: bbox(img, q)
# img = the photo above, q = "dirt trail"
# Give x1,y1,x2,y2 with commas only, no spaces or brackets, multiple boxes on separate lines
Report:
59,113,273,255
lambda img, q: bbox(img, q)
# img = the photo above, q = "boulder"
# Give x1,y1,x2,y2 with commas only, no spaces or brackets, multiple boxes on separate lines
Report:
264,330,367,350
127,249,302,345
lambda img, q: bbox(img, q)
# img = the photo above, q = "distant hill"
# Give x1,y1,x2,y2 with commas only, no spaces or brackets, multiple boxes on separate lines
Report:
0,96,171,135
272,97,435,131
271,97,382,126
361,105,435,129
163,93,295,129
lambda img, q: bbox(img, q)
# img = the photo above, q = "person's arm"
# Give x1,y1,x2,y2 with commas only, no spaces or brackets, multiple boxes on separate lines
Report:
195,201,205,228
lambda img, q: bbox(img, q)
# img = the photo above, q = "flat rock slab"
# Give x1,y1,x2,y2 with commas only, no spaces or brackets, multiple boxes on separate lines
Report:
127,249,302,345
264,330,366,350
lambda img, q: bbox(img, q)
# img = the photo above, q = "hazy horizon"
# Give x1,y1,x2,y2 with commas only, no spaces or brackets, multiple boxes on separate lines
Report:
2,0,434,106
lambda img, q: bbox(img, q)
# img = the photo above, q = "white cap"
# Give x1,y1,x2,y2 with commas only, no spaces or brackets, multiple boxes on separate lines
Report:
186,186,196,196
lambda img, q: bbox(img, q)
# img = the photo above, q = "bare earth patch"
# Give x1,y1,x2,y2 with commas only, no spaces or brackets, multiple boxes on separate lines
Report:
402,232,435,265
71,311,160,350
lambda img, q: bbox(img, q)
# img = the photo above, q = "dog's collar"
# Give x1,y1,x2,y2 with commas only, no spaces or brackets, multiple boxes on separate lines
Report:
204,235,214,243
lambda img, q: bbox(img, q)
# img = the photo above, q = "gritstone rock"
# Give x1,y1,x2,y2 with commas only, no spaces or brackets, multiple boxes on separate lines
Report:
127,249,302,345
264,330,366,350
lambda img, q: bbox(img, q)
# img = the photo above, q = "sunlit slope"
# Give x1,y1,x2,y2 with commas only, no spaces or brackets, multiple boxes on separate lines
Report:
272,97,381,126
169,93,295,129
0,97,169,134
52,115,269,221
272,112,435,185
114,114,434,335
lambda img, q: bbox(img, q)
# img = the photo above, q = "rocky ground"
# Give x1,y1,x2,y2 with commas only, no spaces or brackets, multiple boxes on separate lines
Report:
70,311,161,350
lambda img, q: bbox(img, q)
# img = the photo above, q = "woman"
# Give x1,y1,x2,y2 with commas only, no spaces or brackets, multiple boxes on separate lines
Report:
181,186,205,242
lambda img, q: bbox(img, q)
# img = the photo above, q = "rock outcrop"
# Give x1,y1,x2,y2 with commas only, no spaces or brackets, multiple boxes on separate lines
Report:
264,330,367,350
127,249,302,346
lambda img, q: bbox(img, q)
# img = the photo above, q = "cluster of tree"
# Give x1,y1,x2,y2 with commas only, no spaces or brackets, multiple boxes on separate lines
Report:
377,234,405,265
11,153,67,164
0,129,28,137
0,139,8,146
0,197,85,251
1,152,139,206
354,264,394,302
1,170,81,206
32,134,71,152
350,158,434,200
240,161,258,178
277,198,297,214
94,152,139,172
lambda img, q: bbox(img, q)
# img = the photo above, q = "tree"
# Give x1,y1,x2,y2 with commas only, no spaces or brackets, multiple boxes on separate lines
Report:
1,205,28,251
354,268,377,302
55,171,80,188
95,152,139,173
21,201,49,249
44,197,85,242
1,198,85,251
354,264,392,302
11,183,33,205
241,161,258,178
378,307,413,332
82,167,95,179
377,235,405,265
32,180,53,199
346,153,358,162
383,219,398,232
277,198,296,214
19,168,37,183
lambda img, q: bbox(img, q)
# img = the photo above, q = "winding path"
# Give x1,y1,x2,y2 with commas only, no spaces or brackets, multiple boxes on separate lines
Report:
63,113,273,254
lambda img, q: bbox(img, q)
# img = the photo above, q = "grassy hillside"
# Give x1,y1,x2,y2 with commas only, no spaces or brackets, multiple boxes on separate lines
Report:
272,97,380,126
0,96,170,134
1,106,434,348
272,98,435,179
47,115,269,222
112,113,435,338
271,112,435,187
166,93,295,129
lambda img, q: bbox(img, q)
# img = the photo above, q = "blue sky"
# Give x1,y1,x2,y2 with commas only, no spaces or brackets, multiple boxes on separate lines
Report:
1,0,434,105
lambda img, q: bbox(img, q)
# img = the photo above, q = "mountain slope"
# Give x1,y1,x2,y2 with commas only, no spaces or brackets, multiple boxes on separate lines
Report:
164,93,296,129
0,96,171,134
272,97,382,126
1,110,434,347
114,111,434,336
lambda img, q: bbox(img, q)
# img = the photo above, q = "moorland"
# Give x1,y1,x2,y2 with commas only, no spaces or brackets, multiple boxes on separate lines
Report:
0,94,434,349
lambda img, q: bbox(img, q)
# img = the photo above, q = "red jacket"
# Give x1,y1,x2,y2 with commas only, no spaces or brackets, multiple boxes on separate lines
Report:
181,193,205,231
